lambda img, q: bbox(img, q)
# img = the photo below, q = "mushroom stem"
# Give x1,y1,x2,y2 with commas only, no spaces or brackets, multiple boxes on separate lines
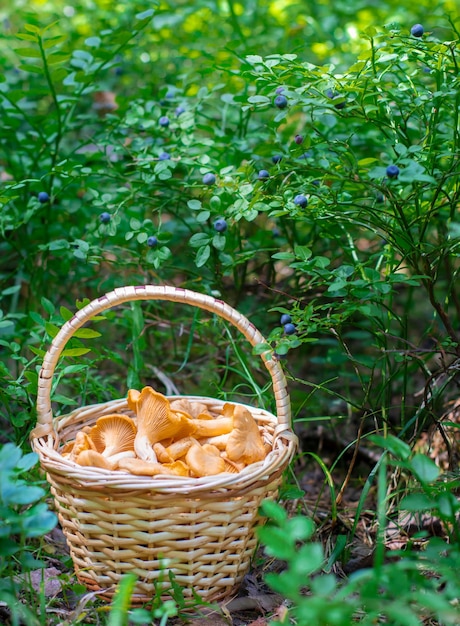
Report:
193,417,233,437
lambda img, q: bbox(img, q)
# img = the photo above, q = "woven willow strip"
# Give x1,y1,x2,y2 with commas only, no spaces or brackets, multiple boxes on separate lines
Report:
31,285,298,602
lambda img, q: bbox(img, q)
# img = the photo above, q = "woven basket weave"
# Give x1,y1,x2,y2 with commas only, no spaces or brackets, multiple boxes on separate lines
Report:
31,285,298,604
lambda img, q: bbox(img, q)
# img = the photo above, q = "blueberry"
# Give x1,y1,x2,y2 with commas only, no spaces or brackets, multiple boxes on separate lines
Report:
214,218,227,232
386,165,400,179
325,88,346,109
258,169,270,180
376,192,385,203
202,173,216,185
38,191,49,203
293,194,308,208
100,212,111,224
294,134,303,144
284,323,296,335
274,95,288,109
298,151,313,160
272,154,283,164
159,152,170,160
280,314,291,325
411,24,424,37
159,115,170,127
275,86,285,94
147,235,158,247
175,106,185,116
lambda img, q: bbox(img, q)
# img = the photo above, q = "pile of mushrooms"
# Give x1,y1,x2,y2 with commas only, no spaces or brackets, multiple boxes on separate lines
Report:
61,386,270,477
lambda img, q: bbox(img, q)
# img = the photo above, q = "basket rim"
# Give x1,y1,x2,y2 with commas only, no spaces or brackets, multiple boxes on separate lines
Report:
33,395,297,495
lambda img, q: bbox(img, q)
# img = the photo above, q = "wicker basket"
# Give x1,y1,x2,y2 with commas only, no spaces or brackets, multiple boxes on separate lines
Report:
31,285,298,604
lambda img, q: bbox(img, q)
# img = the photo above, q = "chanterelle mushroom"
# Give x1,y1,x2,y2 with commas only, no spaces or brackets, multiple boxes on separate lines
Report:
165,436,196,460
89,414,136,457
117,457,178,476
225,404,267,465
69,431,97,461
75,449,114,470
134,386,191,462
185,443,226,477
170,398,211,419
127,388,141,413
193,416,233,438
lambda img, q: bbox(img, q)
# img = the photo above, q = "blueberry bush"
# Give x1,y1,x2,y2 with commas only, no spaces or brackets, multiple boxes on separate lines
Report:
0,0,459,623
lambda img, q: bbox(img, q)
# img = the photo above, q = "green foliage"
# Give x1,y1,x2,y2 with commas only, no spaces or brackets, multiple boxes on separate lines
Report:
0,0,459,623
107,569,208,626
258,441,460,625
0,443,57,624
1,1,458,443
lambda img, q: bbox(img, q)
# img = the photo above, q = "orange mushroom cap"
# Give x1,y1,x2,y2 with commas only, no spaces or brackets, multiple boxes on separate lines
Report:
225,404,266,465
197,433,230,450
69,431,97,461
134,387,190,462
185,443,226,477
75,449,114,470
89,414,137,457
163,460,190,476
127,388,141,412
170,398,211,419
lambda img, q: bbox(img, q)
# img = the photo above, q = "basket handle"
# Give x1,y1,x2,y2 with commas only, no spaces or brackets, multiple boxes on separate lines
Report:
32,285,292,444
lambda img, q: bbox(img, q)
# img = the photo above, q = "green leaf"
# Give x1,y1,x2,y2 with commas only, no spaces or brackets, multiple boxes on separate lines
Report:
0,443,22,469
272,251,295,261
135,8,155,20
41,297,55,315
85,36,101,48
16,33,38,42
187,199,202,211
212,234,226,250
399,493,434,512
196,210,211,223
24,24,41,34
73,328,101,339
291,543,324,576
370,434,412,460
195,245,210,268
257,526,295,560
248,95,270,104
409,454,440,484
60,306,74,322
29,346,46,357
189,233,210,247
45,322,60,338
245,55,263,64
47,52,70,65
14,47,41,58
286,516,315,542
22,504,57,537
258,499,287,524
9,486,45,506
61,348,91,357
